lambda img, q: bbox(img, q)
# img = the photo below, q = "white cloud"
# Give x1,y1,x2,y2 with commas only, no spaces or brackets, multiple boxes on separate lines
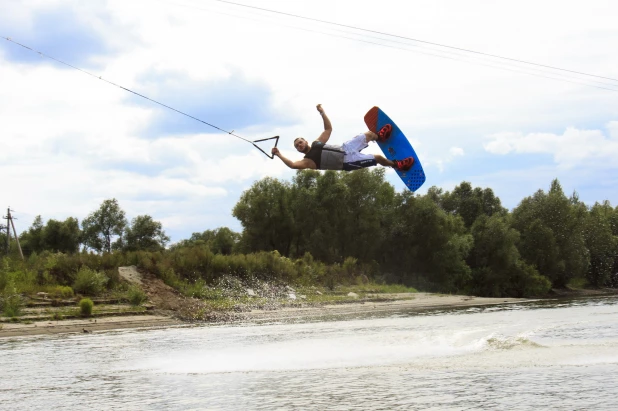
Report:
2,0,618,240
609,121,618,140
449,147,465,157
484,125,618,168
425,146,465,172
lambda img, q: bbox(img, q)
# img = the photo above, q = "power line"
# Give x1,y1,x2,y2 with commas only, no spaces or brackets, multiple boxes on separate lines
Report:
153,0,618,92
209,0,618,84
2,36,247,143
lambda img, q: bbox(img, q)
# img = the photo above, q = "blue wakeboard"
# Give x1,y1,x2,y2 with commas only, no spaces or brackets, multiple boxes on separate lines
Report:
364,106,426,192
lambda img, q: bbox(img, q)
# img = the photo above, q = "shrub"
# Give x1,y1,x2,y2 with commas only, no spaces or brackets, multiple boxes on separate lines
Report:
2,294,23,318
1,280,23,318
73,267,108,296
79,298,94,316
49,286,74,299
127,285,148,306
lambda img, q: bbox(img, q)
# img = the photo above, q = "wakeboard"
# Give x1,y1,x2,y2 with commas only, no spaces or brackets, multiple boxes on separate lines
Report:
364,106,426,192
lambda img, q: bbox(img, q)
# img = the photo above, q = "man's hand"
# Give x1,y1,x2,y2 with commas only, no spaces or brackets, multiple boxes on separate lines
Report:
271,147,280,156
316,104,325,115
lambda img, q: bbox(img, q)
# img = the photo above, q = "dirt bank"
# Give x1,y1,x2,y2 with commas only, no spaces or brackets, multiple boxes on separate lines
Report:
0,291,528,338
2,266,616,338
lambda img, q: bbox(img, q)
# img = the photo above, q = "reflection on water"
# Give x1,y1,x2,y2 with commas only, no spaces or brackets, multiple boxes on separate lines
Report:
1,296,617,410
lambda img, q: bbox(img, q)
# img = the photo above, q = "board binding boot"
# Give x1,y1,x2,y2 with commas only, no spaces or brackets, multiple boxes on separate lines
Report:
393,157,414,171
377,124,393,142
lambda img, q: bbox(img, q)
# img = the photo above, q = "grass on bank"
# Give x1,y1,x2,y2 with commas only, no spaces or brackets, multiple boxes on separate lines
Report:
1,250,421,321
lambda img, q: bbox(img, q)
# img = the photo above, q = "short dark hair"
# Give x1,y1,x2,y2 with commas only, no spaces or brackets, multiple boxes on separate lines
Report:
294,137,305,144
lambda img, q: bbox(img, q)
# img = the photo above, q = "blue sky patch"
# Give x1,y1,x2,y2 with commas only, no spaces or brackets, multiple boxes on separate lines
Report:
130,69,298,137
3,5,113,67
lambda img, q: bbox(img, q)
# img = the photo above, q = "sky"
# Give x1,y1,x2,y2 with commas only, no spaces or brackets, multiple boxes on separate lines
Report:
1,0,617,243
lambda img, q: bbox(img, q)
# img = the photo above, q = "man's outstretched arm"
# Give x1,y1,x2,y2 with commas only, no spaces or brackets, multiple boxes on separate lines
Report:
316,104,332,144
271,148,316,169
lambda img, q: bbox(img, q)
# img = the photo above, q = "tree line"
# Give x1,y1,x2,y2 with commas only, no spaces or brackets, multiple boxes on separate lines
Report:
1,199,170,255
232,169,618,296
3,169,617,297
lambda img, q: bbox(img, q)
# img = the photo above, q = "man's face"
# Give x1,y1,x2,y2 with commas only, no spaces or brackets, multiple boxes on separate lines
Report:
294,138,308,153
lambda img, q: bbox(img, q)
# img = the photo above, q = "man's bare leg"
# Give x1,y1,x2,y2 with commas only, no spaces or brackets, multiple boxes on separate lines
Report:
374,154,395,167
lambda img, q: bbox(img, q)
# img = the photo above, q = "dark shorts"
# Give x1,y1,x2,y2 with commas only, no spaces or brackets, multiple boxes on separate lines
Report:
342,158,377,171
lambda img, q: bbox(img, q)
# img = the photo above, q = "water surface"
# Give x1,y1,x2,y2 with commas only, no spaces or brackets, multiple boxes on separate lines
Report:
1,296,617,410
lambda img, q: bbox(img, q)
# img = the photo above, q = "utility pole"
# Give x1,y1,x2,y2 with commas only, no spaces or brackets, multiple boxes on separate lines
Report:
3,207,24,260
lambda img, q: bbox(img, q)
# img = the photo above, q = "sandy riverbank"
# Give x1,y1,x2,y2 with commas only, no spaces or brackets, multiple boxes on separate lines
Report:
0,293,530,338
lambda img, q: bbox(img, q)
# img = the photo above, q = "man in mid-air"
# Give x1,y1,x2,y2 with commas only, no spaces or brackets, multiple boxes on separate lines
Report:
271,104,414,171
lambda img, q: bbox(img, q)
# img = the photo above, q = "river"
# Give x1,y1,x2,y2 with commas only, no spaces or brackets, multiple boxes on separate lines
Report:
1,296,617,410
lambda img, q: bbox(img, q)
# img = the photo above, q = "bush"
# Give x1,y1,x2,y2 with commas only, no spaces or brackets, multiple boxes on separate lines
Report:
127,285,148,306
79,298,94,316
2,294,23,318
49,286,74,299
73,267,108,296
1,280,23,318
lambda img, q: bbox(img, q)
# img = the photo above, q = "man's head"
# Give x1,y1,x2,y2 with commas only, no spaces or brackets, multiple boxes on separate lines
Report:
294,137,309,153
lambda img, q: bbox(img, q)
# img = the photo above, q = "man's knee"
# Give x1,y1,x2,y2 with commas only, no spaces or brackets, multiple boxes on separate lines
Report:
364,131,378,143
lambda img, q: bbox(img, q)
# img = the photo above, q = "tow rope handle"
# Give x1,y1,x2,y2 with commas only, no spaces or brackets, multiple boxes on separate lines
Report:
252,136,280,159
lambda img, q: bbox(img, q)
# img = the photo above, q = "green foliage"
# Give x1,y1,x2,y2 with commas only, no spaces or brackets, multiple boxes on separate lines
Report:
234,169,397,264
79,298,94,316
583,201,618,287
124,215,170,252
177,227,240,255
48,285,74,299
1,280,23,317
567,277,588,289
440,182,507,228
20,216,81,255
5,174,618,299
468,214,550,297
233,177,294,255
73,267,108,296
82,198,128,253
381,193,473,292
43,217,81,253
21,215,45,254
512,180,589,287
126,285,148,306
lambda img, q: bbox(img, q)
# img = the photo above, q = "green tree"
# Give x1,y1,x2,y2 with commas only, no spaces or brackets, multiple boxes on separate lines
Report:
291,169,395,263
468,214,550,297
583,201,618,287
337,169,397,262
81,199,128,253
289,170,321,257
425,186,445,207
20,215,45,254
43,217,81,253
441,182,506,228
124,215,170,251
20,216,81,255
381,192,473,292
233,177,294,255
512,180,589,287
185,227,239,254
304,171,350,262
